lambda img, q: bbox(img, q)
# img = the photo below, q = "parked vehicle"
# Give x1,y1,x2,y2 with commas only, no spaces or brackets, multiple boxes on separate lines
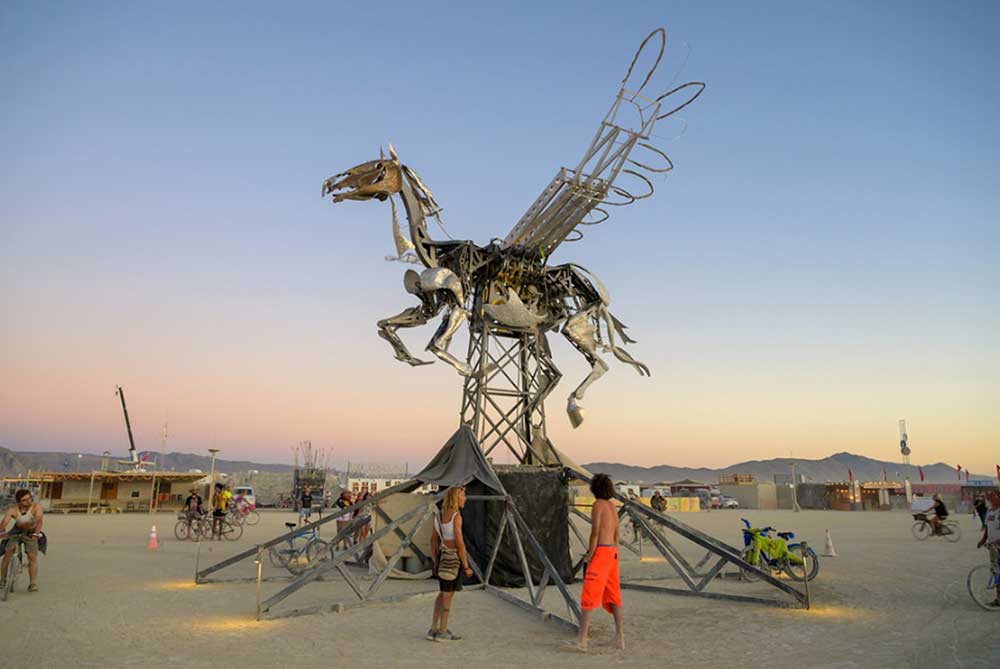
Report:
721,496,739,509
232,486,256,507
738,518,819,582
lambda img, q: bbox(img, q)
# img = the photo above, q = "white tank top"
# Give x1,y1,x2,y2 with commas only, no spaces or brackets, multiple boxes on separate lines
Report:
15,505,35,528
436,511,457,541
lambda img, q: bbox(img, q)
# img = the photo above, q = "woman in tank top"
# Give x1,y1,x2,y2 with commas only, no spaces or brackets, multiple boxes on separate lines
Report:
427,486,472,642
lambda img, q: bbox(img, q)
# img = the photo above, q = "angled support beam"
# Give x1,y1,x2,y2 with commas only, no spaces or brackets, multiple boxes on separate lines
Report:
483,510,509,585
629,509,697,590
506,506,537,605
336,564,365,601
508,503,582,623
365,506,433,599
620,582,801,608
372,502,429,564
196,479,420,582
260,490,446,614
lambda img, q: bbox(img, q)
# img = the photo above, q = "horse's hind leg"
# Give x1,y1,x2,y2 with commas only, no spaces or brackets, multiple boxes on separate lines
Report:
562,307,609,428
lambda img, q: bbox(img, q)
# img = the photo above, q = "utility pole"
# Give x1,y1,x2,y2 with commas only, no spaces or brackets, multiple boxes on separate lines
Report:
208,448,220,498
791,460,801,512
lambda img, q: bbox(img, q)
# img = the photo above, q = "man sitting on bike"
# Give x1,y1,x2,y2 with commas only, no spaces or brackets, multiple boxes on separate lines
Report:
975,491,1000,607
928,494,949,534
183,488,204,519
0,489,43,592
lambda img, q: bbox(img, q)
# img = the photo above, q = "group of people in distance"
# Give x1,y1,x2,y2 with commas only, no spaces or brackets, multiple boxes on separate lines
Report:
182,482,246,540
296,486,375,550
425,473,625,651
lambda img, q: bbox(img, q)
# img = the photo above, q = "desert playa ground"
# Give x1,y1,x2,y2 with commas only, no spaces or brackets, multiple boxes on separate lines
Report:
1,509,996,668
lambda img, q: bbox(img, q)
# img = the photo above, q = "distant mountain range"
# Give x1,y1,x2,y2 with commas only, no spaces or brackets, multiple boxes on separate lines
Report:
0,447,990,485
581,452,993,485
0,447,294,476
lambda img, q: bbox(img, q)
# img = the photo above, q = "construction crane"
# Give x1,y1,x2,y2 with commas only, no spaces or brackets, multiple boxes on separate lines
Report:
115,386,155,471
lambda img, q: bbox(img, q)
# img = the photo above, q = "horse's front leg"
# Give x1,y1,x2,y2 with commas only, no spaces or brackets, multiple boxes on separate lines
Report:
377,306,435,367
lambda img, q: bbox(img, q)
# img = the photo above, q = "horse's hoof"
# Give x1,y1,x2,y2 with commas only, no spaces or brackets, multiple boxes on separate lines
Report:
567,397,585,428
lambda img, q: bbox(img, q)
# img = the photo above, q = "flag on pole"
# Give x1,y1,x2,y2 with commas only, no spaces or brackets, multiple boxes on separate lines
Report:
957,465,962,481
848,468,853,482
964,469,969,482
996,464,1000,486
918,466,925,482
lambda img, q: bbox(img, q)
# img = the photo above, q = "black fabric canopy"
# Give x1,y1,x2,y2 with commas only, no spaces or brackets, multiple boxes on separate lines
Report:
413,425,505,493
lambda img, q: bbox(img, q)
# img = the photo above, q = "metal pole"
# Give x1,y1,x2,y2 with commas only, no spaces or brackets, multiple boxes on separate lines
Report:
800,541,811,609
208,448,220,499
255,546,264,620
86,472,95,514
148,473,157,515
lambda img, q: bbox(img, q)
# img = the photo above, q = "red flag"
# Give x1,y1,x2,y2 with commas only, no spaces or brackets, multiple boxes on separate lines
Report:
848,468,853,482
957,465,962,481
965,469,969,482
918,466,925,482
996,465,1000,486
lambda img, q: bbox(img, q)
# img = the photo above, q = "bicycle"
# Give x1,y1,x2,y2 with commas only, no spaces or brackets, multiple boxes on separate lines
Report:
911,513,961,542
228,503,260,527
0,535,28,601
966,543,1000,611
174,512,213,541
739,518,819,582
269,522,328,575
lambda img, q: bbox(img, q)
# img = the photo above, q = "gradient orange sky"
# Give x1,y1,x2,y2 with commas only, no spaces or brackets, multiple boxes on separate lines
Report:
2,3,996,474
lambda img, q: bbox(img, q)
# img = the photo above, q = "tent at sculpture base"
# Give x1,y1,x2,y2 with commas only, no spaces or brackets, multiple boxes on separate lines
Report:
464,466,574,587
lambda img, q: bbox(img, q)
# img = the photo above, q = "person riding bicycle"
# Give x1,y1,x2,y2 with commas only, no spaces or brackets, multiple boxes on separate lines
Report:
927,494,949,534
0,489,43,592
975,491,1000,607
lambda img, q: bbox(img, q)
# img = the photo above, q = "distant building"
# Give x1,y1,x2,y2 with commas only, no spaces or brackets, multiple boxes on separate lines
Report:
1,471,205,512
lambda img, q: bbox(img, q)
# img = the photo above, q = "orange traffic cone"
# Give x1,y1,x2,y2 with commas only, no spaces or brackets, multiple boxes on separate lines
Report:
822,528,837,557
148,524,159,550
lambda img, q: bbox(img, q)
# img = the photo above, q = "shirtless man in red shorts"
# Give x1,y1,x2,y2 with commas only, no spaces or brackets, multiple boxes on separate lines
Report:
567,473,624,651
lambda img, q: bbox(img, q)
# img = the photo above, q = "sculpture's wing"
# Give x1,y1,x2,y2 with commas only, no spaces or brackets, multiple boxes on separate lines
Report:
502,29,704,258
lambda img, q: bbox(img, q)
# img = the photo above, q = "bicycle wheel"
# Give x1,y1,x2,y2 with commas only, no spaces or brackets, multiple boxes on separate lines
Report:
174,520,191,541
911,521,931,541
269,545,292,569
944,523,962,543
199,518,215,539
221,520,243,541
244,510,260,526
739,546,762,582
966,565,1000,611
784,544,820,582
305,538,330,565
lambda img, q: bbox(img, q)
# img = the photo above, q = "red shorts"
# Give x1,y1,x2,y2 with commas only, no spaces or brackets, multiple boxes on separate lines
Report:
581,545,621,613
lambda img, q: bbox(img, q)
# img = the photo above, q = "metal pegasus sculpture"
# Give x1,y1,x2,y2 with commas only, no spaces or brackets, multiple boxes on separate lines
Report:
322,29,704,432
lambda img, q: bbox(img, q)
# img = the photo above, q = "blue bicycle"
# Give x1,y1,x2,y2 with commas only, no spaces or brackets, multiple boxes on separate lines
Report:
268,522,328,575
739,518,819,582
967,544,1000,611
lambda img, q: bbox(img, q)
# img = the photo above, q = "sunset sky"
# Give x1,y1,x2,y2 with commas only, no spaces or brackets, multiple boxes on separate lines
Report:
2,2,996,474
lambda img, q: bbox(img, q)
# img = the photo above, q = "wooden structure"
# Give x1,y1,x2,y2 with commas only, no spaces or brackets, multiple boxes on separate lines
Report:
1,471,204,513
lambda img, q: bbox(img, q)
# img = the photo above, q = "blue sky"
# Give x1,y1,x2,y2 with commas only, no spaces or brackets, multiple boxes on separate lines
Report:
2,1,997,472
